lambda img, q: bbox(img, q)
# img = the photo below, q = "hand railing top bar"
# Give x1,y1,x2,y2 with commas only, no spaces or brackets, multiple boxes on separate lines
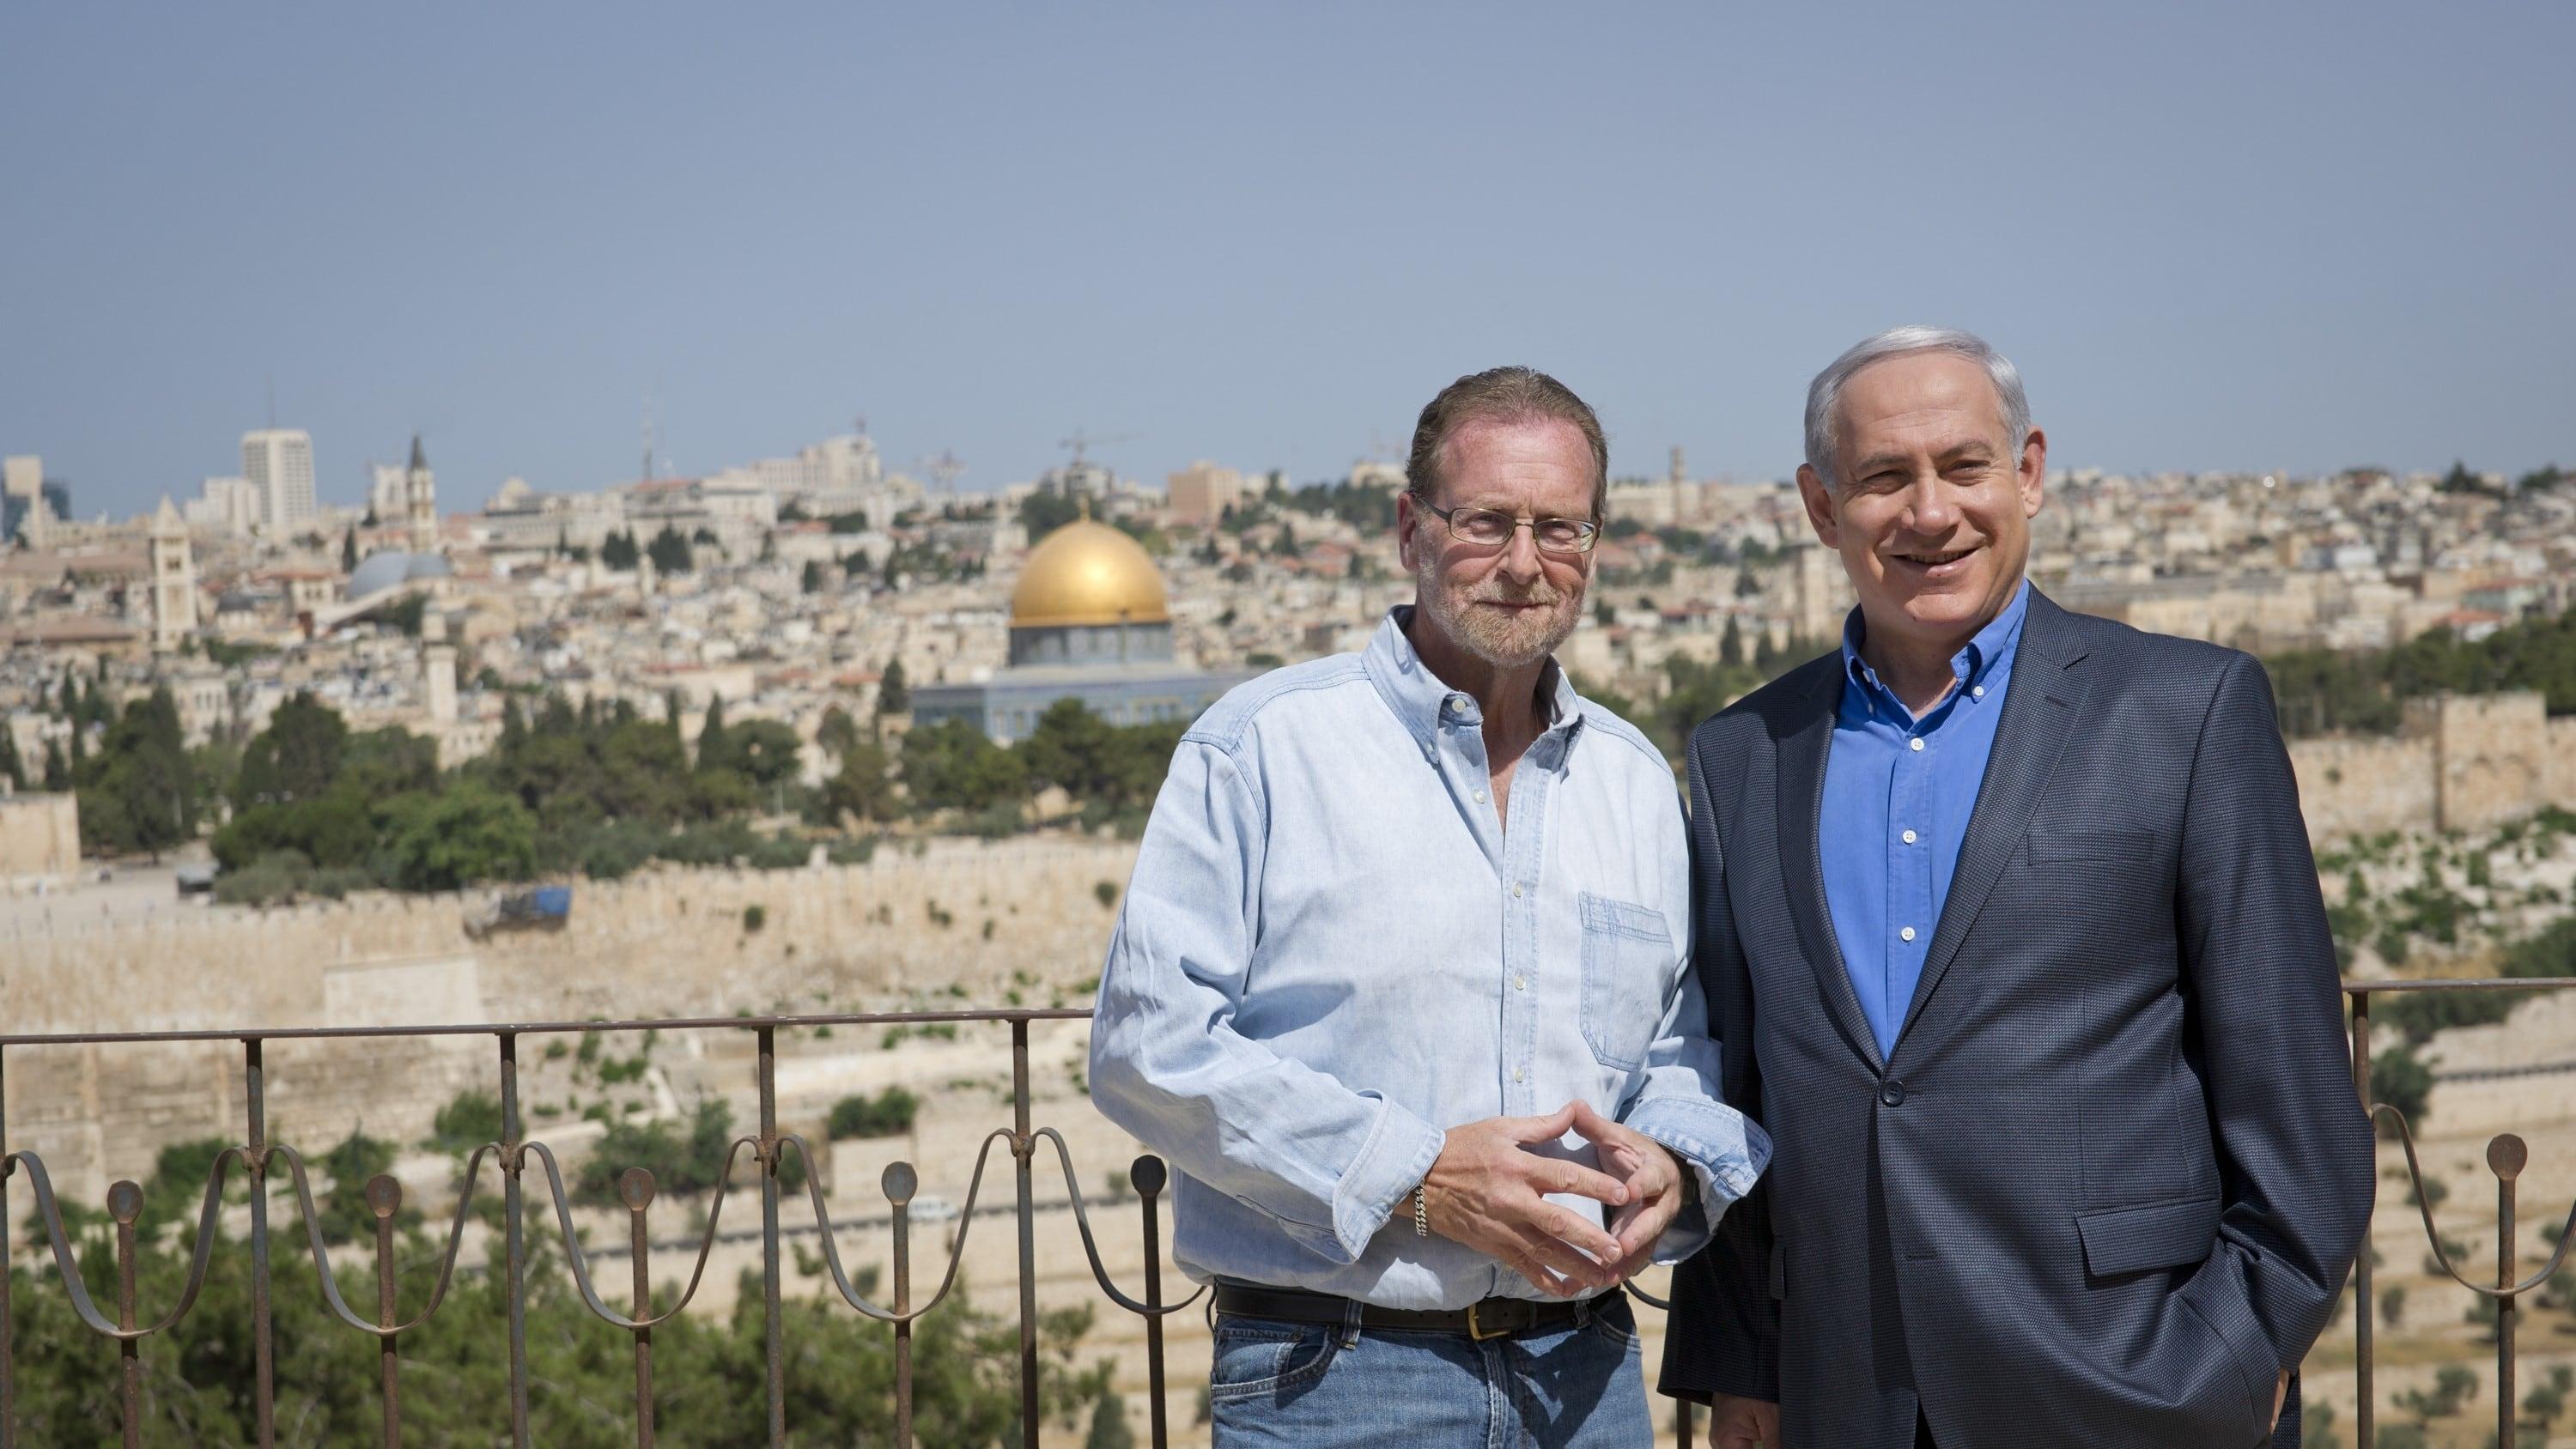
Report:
2344,975,2576,993
0,982,2571,1447
0,1005,1093,1049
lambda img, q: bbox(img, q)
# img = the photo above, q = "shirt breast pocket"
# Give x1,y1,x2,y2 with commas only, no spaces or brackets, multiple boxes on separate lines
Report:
1579,893,1672,1073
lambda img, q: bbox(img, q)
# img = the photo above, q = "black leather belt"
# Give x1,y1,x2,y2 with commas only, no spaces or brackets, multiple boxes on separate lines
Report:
1212,1281,1613,1342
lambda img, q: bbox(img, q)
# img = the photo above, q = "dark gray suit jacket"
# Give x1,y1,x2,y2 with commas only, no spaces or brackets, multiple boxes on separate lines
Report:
1659,590,2373,1448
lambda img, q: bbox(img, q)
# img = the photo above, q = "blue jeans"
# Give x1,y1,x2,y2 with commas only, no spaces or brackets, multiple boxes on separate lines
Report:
1208,1292,1653,1448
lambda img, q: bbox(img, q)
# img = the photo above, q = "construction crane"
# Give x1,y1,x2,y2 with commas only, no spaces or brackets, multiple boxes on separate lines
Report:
912,450,966,496
1059,428,1140,468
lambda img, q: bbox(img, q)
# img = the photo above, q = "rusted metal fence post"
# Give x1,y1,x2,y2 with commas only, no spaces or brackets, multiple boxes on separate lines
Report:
2492,1134,2524,1449
1133,1155,1169,1449
885,1161,917,1449
243,1037,276,1448
368,1175,404,1447
1012,1016,1040,1449
1,1043,14,1449
2348,990,2373,1447
499,1034,530,1446
109,1180,142,1449
620,1167,656,1449
756,1026,785,1446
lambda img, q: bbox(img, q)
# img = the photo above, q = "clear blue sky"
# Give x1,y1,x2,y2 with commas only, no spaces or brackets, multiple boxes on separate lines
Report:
4,2,2569,518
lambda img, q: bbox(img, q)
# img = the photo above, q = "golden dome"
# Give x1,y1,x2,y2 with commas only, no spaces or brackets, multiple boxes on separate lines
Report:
1011,518,1170,627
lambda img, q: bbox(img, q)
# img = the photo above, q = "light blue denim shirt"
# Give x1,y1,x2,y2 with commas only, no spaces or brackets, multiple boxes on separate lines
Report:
1089,608,1770,1310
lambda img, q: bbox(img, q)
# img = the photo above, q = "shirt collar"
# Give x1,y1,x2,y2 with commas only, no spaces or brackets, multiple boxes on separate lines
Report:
1838,578,2032,715
1364,605,1585,761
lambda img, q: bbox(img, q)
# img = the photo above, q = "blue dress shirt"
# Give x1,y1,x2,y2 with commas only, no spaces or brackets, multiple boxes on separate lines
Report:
1820,581,2031,1058
1088,608,1769,1308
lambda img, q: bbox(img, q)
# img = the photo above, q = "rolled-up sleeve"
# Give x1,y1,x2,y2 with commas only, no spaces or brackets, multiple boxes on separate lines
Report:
1087,735,1448,1264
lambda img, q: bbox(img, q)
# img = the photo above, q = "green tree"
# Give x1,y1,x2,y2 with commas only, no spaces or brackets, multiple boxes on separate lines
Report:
594,717,699,824
0,1207,1112,1443
696,697,730,773
313,1128,420,1245
75,686,197,857
826,1087,920,1139
339,527,357,573
380,783,538,891
823,738,896,824
900,718,1026,815
0,720,22,791
646,524,693,573
1085,1392,1138,1449
234,691,349,806
877,658,909,716
599,527,641,571
1019,486,1083,537
725,719,804,788
2396,1364,2476,1425
1018,699,1120,798
800,558,827,592
816,704,860,761
339,726,439,799
40,738,67,791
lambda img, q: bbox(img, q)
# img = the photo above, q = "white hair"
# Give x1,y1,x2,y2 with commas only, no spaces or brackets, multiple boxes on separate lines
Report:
1802,325,2030,488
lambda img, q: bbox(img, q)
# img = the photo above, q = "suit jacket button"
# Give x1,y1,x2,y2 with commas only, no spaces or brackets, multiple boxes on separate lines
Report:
1880,1079,1907,1106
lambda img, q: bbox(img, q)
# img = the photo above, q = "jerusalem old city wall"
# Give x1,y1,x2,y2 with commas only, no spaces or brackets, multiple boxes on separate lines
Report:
0,835,1144,1203
2287,691,2576,841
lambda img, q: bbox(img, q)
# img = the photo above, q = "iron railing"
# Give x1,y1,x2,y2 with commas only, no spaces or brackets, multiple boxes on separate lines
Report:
0,984,2568,1446
2348,978,2576,1449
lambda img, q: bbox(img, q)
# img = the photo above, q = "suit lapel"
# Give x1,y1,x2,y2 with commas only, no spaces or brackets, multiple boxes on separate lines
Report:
1889,591,2093,1059
1773,660,1885,1072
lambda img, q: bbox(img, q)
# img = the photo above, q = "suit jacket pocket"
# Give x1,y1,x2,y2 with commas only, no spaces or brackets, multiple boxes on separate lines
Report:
1579,893,1672,1073
2075,1196,2221,1278
2026,828,2156,863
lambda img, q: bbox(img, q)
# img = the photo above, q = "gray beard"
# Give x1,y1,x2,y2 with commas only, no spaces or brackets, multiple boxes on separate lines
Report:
1413,555,1584,670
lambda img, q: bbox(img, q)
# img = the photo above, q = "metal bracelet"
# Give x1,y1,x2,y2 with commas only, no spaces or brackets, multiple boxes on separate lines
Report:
1413,1184,1429,1238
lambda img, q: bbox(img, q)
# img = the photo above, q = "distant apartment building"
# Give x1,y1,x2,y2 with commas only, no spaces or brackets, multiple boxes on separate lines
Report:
185,476,263,535
242,428,317,531
1165,460,1243,526
2,456,66,544
370,462,409,520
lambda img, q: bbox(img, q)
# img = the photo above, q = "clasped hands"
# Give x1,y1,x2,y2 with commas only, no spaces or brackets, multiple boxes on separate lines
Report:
1418,1100,1689,1296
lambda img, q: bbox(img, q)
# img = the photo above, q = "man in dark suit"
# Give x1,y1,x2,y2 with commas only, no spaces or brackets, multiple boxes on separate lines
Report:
1659,327,2373,1447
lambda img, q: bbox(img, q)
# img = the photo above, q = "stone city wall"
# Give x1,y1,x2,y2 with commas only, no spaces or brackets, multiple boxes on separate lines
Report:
2287,691,2576,843
0,792,80,884
0,835,1144,1203
2287,733,2438,840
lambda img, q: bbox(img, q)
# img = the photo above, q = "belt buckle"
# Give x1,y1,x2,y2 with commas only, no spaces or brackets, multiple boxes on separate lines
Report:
1466,1300,1522,1342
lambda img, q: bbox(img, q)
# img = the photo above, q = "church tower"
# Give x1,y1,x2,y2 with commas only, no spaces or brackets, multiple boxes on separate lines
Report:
406,434,437,555
148,496,197,653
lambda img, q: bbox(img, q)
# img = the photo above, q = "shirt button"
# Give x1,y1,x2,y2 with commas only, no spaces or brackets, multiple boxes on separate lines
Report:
1971,685,1985,699
1473,789,1487,803
1514,974,1527,991
1513,1065,1526,1083
1901,829,1918,845
1899,925,1917,943
1909,737,1925,753
1511,882,1523,898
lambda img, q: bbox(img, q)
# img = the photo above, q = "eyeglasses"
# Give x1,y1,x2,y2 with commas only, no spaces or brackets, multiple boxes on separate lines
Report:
1417,500,1601,555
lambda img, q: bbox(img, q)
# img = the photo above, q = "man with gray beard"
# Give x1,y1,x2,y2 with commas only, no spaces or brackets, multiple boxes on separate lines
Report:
1091,367,1768,1446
